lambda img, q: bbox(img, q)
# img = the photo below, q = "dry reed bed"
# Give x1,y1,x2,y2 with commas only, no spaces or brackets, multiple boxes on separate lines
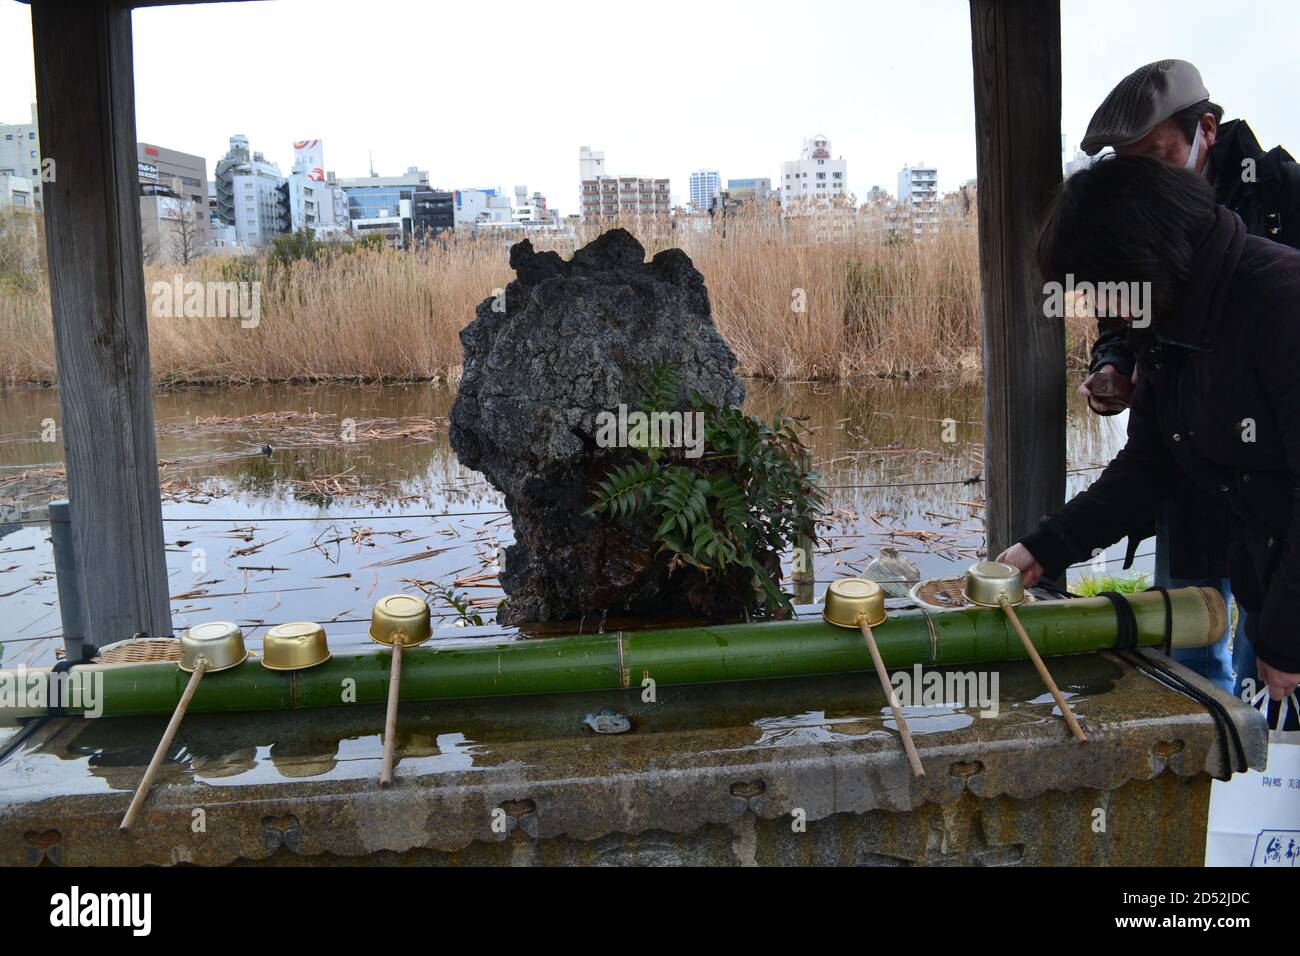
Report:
0,209,1096,387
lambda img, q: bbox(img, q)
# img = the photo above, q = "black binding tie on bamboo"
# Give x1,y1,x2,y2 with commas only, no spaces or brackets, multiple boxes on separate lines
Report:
1097,591,1138,652
1103,586,1248,777
1145,585,1174,656
48,650,93,718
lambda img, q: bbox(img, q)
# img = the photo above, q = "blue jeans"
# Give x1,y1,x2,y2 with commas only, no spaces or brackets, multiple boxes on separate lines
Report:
1231,614,1257,702
1154,541,1238,694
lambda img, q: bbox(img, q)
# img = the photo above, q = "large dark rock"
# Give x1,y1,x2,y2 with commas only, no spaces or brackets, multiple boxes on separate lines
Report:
449,229,746,624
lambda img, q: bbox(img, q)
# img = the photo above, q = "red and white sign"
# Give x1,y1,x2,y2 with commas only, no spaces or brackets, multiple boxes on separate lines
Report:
292,139,325,178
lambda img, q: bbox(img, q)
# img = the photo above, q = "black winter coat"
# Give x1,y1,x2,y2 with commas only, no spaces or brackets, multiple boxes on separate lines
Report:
1024,207,1300,671
1087,119,1300,578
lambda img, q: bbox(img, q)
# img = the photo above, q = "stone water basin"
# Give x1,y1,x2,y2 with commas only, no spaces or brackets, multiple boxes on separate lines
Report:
0,635,1265,866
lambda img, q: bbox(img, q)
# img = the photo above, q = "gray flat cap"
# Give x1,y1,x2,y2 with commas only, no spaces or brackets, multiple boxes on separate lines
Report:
1081,59,1210,155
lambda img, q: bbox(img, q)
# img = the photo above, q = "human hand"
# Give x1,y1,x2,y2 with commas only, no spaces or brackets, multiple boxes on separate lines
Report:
1258,659,1300,702
1079,364,1133,415
995,543,1045,588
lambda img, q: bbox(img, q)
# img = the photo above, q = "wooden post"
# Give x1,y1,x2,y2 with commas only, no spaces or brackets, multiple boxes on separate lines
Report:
969,0,1066,560
792,448,815,605
31,1,172,645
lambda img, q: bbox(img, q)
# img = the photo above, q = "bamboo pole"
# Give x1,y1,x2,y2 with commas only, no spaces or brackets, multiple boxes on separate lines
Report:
119,662,206,831
20,588,1225,719
859,620,925,777
380,642,402,787
1001,598,1088,743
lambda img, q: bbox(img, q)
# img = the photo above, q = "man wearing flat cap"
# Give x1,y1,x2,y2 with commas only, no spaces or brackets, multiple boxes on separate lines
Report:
1073,59,1300,698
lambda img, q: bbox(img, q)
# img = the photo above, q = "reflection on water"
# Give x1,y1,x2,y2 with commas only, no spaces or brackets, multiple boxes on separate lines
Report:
1,657,1139,798
0,381,1134,667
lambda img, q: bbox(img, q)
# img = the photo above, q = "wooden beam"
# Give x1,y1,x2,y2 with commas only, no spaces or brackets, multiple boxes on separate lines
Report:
32,0,172,646
969,0,1065,560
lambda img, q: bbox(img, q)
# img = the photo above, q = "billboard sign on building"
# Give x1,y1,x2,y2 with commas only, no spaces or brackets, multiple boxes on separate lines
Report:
293,139,325,181
137,161,158,181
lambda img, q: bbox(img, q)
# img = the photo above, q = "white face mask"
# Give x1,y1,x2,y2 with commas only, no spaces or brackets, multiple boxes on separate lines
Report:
1185,124,1204,172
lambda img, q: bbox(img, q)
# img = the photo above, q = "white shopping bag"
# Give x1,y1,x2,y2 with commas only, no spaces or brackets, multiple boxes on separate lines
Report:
1206,691,1300,866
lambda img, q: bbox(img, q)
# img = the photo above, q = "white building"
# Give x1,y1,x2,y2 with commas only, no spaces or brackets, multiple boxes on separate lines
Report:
689,169,722,213
454,188,490,225
512,184,553,224
897,163,939,238
578,145,671,221
780,135,848,210
579,146,606,182
214,135,287,247
0,173,35,211
0,104,42,211
285,139,350,240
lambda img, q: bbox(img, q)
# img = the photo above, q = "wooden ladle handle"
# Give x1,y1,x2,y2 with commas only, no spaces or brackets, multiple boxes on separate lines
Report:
380,640,404,787
1000,599,1087,743
120,661,207,832
859,619,926,778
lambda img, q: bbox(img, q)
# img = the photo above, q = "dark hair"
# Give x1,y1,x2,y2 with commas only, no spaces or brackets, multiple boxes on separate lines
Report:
1037,155,1218,321
1170,99,1224,145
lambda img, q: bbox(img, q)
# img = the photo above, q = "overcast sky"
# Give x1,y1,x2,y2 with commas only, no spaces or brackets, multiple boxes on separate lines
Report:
1,0,1296,215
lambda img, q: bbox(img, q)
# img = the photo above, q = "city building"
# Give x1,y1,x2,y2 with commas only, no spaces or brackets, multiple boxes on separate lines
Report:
578,146,606,181
213,135,289,247
580,175,672,221
335,167,436,247
137,142,212,261
453,188,492,225
578,145,670,221
780,134,848,210
337,167,430,221
726,177,772,203
284,139,349,240
412,189,455,240
865,185,891,206
511,184,555,224
350,203,411,247
0,104,42,210
452,188,516,226
0,174,35,211
897,163,940,238
689,169,722,213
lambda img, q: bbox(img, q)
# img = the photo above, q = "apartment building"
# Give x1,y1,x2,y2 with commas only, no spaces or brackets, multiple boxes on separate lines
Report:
580,175,671,220
0,174,35,211
213,135,289,247
780,134,848,210
689,169,722,213
578,146,606,181
0,104,43,211
897,163,940,238
578,145,670,221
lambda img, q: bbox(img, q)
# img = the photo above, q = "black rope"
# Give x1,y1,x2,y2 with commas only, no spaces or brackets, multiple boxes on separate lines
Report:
45,641,97,718
1095,587,1246,777
47,658,76,718
1118,649,1249,778
1098,591,1138,652
1145,585,1174,656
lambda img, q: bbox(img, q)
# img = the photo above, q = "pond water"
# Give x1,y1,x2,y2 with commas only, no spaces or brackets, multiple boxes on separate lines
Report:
0,381,1136,668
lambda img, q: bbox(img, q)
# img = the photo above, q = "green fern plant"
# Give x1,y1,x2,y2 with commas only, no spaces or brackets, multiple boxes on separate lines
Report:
589,363,824,615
